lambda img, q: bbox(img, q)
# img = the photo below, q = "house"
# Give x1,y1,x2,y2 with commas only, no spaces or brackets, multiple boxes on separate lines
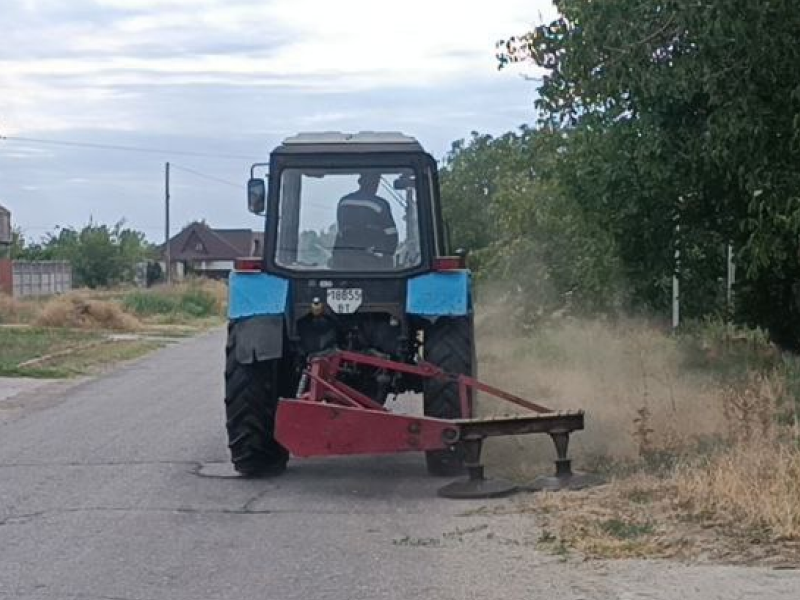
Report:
0,203,10,246
162,222,263,280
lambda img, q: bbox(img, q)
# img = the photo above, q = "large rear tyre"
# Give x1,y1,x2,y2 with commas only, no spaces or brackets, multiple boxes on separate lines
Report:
423,316,475,476
225,331,288,477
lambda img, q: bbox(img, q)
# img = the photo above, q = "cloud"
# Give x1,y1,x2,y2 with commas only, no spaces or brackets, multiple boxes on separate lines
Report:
0,0,555,238
2,0,553,129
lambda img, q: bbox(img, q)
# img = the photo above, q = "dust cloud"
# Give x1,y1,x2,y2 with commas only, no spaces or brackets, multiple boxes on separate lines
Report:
473,301,727,481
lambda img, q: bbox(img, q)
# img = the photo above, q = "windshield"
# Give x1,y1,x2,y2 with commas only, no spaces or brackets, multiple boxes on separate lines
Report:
275,167,421,272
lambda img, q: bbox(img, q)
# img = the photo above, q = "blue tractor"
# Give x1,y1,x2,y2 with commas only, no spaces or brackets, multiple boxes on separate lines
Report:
225,132,475,478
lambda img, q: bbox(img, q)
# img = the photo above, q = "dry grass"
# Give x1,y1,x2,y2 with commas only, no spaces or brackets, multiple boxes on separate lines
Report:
195,278,227,314
474,304,800,563
35,294,140,331
675,442,800,541
2,278,227,332
1,280,223,378
0,294,40,324
532,475,690,560
524,440,800,564
524,471,800,565
0,294,22,322
476,310,727,477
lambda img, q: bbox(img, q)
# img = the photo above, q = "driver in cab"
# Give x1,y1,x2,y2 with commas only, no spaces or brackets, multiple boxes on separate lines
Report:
332,170,399,269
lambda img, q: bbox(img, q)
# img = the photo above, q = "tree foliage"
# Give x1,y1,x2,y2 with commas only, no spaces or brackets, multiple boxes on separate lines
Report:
12,221,154,288
440,0,800,342
441,129,625,316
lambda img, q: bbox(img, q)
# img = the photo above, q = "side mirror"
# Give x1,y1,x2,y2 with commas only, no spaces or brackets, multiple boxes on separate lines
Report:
247,178,266,215
393,174,415,190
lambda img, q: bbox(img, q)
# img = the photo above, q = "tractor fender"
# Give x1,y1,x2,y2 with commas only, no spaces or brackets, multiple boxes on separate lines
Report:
227,271,289,364
229,315,285,364
406,270,472,317
228,271,289,319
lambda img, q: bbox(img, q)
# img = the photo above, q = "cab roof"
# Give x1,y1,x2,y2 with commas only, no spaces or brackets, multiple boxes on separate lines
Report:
272,131,426,155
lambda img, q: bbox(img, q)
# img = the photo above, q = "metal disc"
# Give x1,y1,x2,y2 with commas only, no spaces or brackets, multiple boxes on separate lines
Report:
437,477,518,499
530,472,605,492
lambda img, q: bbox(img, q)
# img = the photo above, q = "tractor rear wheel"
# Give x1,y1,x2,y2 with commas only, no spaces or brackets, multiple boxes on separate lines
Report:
225,330,288,476
423,316,475,476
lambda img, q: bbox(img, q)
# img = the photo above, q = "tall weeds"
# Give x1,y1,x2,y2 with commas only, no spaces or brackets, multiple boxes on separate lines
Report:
477,310,800,541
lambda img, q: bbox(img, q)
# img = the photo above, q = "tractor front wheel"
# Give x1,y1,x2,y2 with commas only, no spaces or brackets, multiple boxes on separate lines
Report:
225,331,288,476
423,316,475,476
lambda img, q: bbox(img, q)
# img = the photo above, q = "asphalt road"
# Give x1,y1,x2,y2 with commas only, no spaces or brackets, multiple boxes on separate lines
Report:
1,330,798,600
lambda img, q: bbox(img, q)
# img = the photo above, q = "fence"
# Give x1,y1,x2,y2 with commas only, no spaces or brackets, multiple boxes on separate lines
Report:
0,259,11,295
8,261,72,297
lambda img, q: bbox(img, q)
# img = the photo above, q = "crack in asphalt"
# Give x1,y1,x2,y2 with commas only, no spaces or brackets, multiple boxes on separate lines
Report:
0,460,206,469
240,486,275,512
0,589,161,600
0,506,273,524
0,511,47,526
0,504,392,524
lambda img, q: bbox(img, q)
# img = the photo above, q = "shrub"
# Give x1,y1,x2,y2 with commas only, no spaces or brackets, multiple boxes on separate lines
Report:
36,294,140,331
121,280,226,320
0,294,24,323
122,291,177,316
177,288,218,317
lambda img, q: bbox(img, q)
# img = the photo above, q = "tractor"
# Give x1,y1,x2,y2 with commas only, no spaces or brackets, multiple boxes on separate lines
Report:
224,132,598,498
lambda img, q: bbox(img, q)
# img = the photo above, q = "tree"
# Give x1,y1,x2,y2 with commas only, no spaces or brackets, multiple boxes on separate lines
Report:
497,0,800,343
440,128,625,317
13,221,154,288
439,132,526,258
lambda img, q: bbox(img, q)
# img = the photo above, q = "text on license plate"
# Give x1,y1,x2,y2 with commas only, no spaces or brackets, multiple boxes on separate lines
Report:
326,288,363,314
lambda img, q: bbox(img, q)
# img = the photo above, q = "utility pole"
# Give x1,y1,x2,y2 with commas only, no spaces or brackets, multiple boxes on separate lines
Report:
726,243,735,314
672,241,680,329
165,161,171,284
672,200,682,330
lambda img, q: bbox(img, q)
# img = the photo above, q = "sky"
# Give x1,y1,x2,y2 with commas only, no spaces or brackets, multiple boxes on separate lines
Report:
0,0,556,243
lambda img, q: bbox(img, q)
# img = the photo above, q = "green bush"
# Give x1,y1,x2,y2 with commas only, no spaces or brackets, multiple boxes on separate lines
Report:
121,286,219,319
122,292,178,316
678,318,778,378
177,288,217,318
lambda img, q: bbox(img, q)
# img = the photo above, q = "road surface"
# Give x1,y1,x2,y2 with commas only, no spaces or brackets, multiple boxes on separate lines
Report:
1,330,798,600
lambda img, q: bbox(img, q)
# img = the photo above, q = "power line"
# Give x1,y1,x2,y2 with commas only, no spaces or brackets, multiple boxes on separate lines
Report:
170,163,241,189
0,134,259,161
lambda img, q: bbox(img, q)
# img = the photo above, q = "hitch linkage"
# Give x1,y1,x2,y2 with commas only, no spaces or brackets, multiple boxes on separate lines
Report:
276,350,603,498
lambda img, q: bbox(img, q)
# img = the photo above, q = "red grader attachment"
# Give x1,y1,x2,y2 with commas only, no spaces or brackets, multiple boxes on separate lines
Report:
275,351,602,498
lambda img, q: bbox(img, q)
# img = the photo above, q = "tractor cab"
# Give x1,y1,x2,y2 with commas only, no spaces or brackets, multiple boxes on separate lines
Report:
235,132,470,376
247,132,451,277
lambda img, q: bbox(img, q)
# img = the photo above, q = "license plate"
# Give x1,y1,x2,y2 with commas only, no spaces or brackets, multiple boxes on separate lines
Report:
326,288,363,314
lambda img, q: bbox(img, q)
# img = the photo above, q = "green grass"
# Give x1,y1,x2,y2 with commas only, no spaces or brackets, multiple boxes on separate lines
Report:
122,286,220,320
0,327,162,378
0,283,222,379
121,292,177,315
598,519,655,540
0,328,101,375
50,339,163,375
